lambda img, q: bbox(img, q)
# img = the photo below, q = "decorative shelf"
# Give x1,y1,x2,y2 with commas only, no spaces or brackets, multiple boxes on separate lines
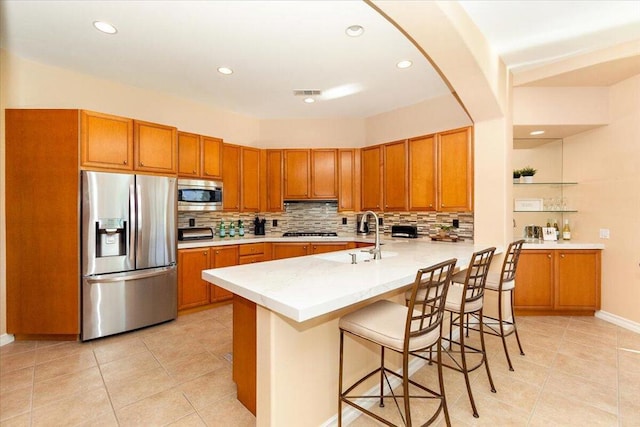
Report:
514,182,578,185
514,210,577,213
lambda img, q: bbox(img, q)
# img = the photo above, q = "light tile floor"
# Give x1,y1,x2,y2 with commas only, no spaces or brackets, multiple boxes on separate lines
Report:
1,306,639,426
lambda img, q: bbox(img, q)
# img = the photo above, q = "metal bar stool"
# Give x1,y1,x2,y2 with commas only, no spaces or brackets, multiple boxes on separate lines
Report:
338,258,457,426
442,247,496,418
481,239,526,371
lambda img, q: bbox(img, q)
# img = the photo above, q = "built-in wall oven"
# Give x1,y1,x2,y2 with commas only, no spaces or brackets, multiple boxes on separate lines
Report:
178,179,223,211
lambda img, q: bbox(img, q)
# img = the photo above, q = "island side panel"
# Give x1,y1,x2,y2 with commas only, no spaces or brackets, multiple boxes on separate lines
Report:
233,295,257,415
256,302,401,426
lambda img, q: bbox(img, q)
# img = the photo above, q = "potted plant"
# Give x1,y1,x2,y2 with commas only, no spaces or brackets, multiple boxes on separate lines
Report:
436,224,454,238
513,169,521,183
519,166,537,183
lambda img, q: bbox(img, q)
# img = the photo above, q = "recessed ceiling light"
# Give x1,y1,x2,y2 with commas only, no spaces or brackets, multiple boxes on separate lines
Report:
303,97,316,104
345,25,364,37
217,67,233,75
93,21,117,35
529,130,545,136
396,60,413,69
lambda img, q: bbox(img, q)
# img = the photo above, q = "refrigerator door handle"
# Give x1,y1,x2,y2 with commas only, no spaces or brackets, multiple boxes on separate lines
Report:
85,266,176,284
129,182,137,266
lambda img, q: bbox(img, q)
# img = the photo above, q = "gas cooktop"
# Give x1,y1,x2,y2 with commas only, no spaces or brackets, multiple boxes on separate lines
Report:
282,232,338,237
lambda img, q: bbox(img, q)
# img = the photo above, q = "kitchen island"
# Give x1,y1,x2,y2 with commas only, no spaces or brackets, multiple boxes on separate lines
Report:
202,239,497,426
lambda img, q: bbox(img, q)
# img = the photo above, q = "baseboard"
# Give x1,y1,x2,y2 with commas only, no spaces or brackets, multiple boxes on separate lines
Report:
0,333,15,346
595,310,640,334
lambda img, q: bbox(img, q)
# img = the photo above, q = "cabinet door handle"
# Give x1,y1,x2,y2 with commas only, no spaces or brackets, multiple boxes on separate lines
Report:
561,254,565,258
203,252,207,256
139,162,144,167
548,254,552,258
215,250,219,254
123,160,127,165
193,170,196,174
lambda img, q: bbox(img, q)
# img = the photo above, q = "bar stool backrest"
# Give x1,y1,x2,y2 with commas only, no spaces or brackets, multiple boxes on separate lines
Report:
500,240,525,285
460,247,496,309
405,258,457,350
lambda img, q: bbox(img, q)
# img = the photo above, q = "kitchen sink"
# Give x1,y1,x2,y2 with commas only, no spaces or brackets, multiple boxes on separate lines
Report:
316,250,399,264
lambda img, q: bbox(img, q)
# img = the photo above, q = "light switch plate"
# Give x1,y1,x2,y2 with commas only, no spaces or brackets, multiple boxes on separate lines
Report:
599,228,610,239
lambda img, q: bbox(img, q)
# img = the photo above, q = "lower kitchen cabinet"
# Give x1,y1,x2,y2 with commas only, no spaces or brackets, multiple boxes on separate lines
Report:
514,249,601,315
272,242,351,259
178,248,212,310
211,245,239,302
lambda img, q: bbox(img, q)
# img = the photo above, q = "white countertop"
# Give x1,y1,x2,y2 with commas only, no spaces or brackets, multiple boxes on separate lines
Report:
522,241,605,250
202,240,500,323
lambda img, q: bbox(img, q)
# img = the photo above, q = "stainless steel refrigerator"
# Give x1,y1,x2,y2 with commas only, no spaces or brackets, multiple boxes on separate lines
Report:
81,171,177,340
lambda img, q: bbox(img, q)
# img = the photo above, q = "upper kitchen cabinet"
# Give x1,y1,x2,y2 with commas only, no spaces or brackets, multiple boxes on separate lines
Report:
223,143,241,211
266,149,284,212
283,149,338,200
241,146,261,212
383,140,407,211
310,149,338,199
178,132,223,179
408,134,437,211
438,126,473,212
361,145,382,211
81,110,134,171
338,149,359,212
134,120,177,174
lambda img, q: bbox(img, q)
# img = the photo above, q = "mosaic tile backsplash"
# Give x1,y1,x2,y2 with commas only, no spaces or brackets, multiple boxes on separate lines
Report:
178,201,474,241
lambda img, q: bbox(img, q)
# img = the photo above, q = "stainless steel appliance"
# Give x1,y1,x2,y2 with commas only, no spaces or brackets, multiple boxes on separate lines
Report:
391,225,418,238
178,227,214,241
356,214,369,235
81,171,177,340
178,178,223,211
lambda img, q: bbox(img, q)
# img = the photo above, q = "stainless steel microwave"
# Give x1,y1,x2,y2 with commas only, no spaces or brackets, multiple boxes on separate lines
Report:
177,179,223,211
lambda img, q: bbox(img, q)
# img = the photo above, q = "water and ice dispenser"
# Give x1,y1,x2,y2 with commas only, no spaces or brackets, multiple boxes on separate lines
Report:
95,218,127,257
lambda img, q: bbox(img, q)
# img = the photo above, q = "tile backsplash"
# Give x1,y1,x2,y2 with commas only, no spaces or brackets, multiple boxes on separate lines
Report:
178,201,473,240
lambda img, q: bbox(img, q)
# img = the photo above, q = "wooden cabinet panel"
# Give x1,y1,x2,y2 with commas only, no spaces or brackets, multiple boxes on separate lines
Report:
311,243,349,254
383,140,407,211
515,249,601,314
211,245,239,302
266,150,283,212
7,109,80,337
284,149,310,199
408,135,436,211
178,248,211,310
311,149,338,199
202,136,223,179
338,149,358,212
223,144,241,211
233,295,257,415
272,243,310,260
178,131,200,177
514,250,554,310
134,120,177,174
241,147,261,212
239,243,265,256
81,110,133,171
556,250,601,310
438,127,473,211
361,146,382,211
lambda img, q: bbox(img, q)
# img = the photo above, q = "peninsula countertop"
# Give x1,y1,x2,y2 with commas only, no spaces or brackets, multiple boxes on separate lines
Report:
201,240,501,323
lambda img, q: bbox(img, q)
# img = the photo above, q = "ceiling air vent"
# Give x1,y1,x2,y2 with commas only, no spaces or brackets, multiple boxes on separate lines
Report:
293,90,322,96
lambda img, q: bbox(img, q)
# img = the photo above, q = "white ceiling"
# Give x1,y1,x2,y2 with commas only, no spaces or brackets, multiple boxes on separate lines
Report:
1,1,639,121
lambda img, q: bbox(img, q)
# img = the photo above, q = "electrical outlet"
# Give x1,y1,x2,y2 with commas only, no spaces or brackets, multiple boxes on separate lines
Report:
189,218,195,227
599,228,610,239
342,217,347,225
272,219,278,227
453,219,459,228
378,217,383,226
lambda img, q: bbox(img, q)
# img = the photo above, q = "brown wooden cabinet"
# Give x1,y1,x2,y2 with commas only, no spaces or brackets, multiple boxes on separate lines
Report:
383,140,407,211
438,127,473,212
223,143,241,211
311,149,338,199
515,249,601,315
272,243,311,260
310,243,349,254
361,146,382,211
211,245,239,302
284,149,310,199
7,109,80,338
266,150,283,212
338,149,359,212
134,120,177,174
241,147,261,212
178,132,222,179
408,134,437,211
81,110,134,171
283,149,338,200
178,248,212,310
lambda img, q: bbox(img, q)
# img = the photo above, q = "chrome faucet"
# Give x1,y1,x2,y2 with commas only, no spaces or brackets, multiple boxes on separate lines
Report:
359,210,382,260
